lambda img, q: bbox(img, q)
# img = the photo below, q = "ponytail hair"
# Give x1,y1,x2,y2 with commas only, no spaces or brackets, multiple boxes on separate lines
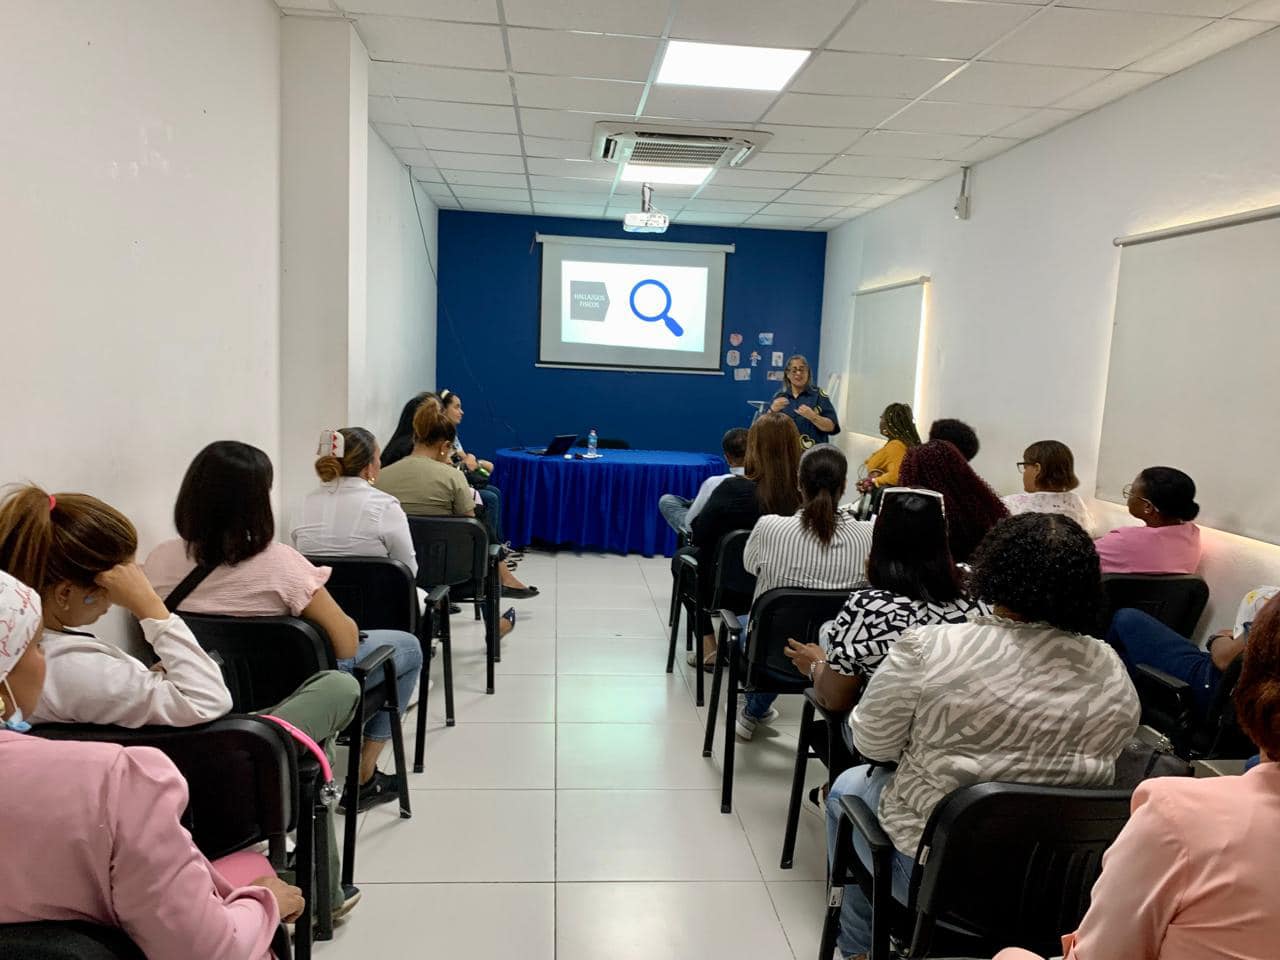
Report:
315,427,378,482
0,484,138,595
413,404,456,446
798,446,847,545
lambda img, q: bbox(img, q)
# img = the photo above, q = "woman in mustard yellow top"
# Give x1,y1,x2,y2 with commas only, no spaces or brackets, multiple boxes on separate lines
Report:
857,403,921,492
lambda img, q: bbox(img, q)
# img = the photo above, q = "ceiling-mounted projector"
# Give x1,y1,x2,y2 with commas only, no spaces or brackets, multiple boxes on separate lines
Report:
622,183,668,234
623,211,668,233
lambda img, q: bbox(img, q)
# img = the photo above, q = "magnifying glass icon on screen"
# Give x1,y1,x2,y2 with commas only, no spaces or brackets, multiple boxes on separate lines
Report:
629,278,684,337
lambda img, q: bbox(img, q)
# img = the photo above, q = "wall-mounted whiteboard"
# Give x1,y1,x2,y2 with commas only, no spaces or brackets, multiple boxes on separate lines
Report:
1097,211,1280,545
845,278,927,438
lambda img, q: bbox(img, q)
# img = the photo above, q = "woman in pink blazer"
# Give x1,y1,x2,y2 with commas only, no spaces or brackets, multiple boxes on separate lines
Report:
0,570,301,958
996,593,1280,960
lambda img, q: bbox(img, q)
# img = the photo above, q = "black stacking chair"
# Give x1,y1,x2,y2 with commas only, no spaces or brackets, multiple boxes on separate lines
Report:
180,614,410,905
821,782,1133,960
1134,652,1256,759
407,516,501,695
666,528,694,664
706,586,847,813
1102,573,1209,638
670,529,755,707
29,717,297,958
780,689,860,869
308,555,451,773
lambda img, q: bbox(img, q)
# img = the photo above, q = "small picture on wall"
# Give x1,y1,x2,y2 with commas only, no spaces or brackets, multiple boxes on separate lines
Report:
758,332,774,346
771,351,784,367
766,370,785,382
734,368,752,381
749,351,761,367
729,332,743,346
726,349,740,366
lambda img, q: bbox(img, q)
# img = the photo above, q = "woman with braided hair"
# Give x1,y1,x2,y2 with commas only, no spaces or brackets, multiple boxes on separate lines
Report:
856,403,921,493
898,438,1008,563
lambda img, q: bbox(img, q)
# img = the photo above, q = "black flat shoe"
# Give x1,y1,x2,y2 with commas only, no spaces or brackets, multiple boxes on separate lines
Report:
337,770,400,814
502,584,540,599
448,603,462,614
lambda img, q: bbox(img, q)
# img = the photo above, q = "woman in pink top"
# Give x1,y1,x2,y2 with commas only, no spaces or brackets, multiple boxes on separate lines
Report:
995,592,1280,960
1094,466,1201,575
0,570,303,957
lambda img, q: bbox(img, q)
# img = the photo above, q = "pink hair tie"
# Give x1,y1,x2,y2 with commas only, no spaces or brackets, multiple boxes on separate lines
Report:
48,494,56,511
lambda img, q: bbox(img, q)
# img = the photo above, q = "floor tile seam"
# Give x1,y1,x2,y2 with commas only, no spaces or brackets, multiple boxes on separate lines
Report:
762,877,806,960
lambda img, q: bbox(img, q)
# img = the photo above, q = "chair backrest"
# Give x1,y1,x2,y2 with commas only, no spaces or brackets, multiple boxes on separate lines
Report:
908,782,1132,958
406,516,488,590
0,921,147,959
32,716,298,862
1195,653,1257,758
1102,574,1210,638
306,555,418,633
181,614,334,713
745,588,849,680
711,529,756,610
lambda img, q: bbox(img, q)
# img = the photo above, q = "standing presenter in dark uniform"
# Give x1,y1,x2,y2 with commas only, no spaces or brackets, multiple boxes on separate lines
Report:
769,354,839,447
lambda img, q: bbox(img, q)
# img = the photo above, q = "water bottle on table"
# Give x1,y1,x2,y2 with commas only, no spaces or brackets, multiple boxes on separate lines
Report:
587,428,599,458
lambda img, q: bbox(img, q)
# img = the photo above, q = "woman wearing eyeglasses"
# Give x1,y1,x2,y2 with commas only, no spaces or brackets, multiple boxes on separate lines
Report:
1003,440,1094,535
1094,466,1201,575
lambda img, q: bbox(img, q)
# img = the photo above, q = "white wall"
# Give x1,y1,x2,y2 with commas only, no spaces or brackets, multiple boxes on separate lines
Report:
820,28,1280,633
362,130,439,444
0,0,282,553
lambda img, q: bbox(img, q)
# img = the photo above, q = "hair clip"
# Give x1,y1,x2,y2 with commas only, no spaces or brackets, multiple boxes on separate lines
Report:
317,430,345,458
48,494,56,512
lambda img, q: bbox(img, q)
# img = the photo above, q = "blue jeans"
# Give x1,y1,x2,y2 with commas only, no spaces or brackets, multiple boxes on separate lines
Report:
1107,608,1220,715
658,494,692,535
477,485,503,542
826,765,914,958
737,632,789,720
336,629,422,742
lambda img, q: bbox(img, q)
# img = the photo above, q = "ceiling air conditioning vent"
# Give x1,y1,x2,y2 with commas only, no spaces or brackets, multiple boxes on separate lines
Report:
592,122,772,170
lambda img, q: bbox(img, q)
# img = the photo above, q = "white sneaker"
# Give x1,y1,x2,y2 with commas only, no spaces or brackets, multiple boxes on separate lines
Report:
735,704,780,740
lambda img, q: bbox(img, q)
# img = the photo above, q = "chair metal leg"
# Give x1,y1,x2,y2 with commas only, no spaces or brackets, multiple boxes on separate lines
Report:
484,586,496,696
381,660,412,820
293,768,316,960
340,703,365,889
667,570,680,628
491,565,502,664
312,792,333,941
413,607,431,774
689,602,704,707
721,649,738,814
781,698,816,869
473,597,481,621
441,607,456,726
665,582,680,674
703,630,726,757
819,815,853,960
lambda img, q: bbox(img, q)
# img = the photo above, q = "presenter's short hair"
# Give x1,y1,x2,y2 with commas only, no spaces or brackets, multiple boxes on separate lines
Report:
721,428,748,461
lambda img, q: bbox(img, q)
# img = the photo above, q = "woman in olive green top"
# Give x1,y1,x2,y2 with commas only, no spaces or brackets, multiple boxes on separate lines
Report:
375,405,528,636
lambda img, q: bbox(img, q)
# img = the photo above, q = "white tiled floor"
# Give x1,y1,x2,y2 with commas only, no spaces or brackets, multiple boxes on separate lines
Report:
324,550,829,959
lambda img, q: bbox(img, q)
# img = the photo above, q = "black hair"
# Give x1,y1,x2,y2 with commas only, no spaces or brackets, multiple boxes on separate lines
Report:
721,427,748,463
383,391,438,468
439,389,459,409
928,419,980,461
881,403,922,447
867,490,962,603
968,513,1103,636
175,441,275,568
798,447,847,545
1139,466,1200,521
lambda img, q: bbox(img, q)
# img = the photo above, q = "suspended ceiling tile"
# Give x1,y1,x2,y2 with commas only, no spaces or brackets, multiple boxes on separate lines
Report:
983,7,1210,69
829,0,1038,59
507,29,660,81
792,51,963,99
353,16,506,68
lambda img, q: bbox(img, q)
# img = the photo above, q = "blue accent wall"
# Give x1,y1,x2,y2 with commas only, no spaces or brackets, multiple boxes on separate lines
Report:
435,210,827,456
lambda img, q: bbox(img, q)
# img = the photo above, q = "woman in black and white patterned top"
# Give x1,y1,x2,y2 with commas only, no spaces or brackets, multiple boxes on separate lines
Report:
824,513,1139,960
784,487,987,715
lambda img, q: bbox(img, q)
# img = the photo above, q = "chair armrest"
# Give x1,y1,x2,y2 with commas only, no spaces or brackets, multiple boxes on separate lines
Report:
839,794,894,856
352,643,395,684
424,584,450,606
715,608,744,638
488,544,502,560
676,553,698,572
1134,663,1192,694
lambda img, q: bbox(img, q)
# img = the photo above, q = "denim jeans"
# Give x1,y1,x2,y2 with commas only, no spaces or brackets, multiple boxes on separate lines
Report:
477,484,503,542
658,494,692,535
737,632,791,720
1107,607,1220,715
336,629,423,742
826,765,915,958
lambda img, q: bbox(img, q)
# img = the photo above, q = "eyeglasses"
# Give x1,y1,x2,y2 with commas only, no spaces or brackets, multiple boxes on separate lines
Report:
1016,461,1030,472
1122,483,1153,506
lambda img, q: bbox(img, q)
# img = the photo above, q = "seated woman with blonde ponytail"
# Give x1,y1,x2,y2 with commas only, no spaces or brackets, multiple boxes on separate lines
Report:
734,446,875,740
0,484,364,918
292,427,417,574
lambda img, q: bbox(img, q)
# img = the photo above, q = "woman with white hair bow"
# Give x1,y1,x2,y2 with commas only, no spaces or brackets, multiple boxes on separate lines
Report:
0,570,301,957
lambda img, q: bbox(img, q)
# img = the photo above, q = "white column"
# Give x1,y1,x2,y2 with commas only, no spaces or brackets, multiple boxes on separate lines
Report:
279,17,369,532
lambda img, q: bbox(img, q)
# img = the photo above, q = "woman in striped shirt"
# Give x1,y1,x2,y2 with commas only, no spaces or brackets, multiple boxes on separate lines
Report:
737,446,873,740
825,512,1139,960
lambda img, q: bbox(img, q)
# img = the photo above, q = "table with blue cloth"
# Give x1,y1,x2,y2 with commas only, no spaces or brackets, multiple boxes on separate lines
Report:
491,448,726,557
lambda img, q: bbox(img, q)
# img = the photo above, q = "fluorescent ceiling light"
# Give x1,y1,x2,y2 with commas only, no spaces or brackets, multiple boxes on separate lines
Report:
656,39,809,92
620,163,712,186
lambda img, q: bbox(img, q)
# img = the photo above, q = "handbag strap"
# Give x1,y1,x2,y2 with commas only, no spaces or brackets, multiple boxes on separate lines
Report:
164,564,215,613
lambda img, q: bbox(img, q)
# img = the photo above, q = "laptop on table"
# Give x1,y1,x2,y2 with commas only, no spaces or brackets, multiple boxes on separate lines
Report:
529,434,579,456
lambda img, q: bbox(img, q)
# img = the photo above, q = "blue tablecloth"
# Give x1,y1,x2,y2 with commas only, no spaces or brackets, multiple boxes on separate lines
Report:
491,448,725,557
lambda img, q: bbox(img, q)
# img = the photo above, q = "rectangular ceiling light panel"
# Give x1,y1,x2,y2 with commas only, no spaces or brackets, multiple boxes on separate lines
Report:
656,39,809,92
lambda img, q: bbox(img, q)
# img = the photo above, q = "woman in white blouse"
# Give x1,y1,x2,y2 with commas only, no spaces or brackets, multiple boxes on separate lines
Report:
292,427,417,574
1003,439,1094,534
824,512,1138,960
